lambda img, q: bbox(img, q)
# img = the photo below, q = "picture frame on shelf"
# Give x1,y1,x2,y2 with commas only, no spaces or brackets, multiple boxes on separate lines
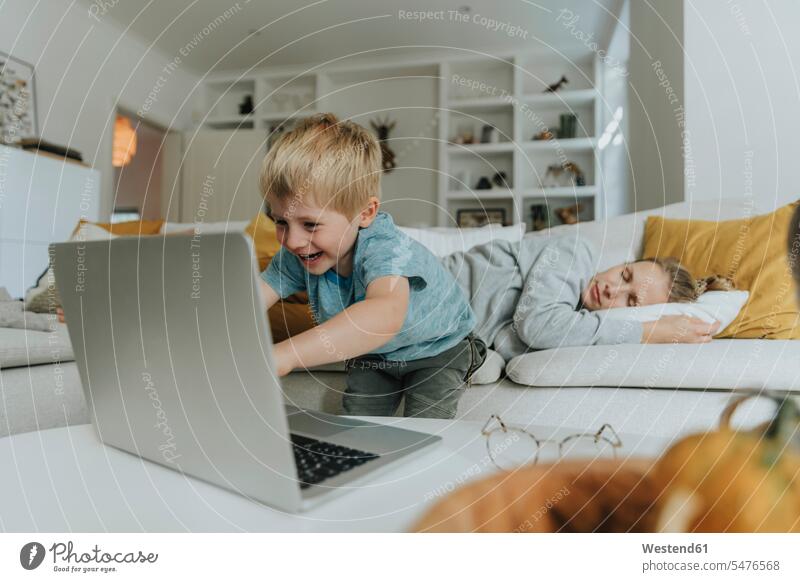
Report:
0,50,38,144
457,208,506,228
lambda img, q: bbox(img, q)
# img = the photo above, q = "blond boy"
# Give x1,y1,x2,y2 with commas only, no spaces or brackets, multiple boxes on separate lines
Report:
258,113,484,418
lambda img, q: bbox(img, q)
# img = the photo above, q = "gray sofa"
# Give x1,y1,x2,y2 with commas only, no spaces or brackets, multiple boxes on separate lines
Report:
2,197,796,440
0,326,88,437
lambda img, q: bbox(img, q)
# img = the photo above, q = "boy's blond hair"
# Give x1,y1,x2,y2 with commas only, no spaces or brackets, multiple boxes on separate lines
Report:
259,113,382,219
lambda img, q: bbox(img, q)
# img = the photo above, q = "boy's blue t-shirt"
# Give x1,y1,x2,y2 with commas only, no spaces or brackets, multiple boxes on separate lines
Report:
262,212,475,362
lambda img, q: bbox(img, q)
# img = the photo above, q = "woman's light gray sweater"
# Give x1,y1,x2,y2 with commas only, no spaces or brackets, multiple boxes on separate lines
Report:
440,234,643,360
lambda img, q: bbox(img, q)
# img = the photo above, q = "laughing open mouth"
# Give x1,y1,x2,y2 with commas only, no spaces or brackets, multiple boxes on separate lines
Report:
298,251,324,263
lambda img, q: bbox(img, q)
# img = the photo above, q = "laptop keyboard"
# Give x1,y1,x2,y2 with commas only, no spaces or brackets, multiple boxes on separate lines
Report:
290,433,380,489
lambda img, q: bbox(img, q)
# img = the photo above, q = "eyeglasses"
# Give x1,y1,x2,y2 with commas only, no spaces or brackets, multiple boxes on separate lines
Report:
480,414,623,471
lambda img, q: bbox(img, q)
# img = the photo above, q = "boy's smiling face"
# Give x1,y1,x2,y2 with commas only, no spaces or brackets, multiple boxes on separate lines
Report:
267,195,379,277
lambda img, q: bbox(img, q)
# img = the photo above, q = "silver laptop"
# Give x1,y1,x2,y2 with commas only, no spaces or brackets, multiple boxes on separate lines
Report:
52,232,440,512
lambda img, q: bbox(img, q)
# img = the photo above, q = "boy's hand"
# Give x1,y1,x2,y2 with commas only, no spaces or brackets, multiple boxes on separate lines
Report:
272,340,299,377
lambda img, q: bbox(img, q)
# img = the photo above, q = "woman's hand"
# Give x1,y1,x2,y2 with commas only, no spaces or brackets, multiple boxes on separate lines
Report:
642,316,720,344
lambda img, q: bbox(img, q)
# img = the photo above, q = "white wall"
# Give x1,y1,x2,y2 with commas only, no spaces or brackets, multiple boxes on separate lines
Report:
599,0,631,217
323,76,439,227
627,0,685,211
684,0,800,211
0,0,199,219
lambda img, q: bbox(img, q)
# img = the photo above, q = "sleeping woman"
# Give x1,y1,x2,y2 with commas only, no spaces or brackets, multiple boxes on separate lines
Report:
441,234,733,361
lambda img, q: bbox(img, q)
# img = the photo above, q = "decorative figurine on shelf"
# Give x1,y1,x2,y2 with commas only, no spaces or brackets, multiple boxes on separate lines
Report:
543,160,586,187
564,161,586,186
239,94,254,115
558,114,577,138
555,203,583,225
475,176,492,190
480,124,499,144
370,117,397,173
530,204,550,231
492,171,509,188
533,129,555,141
451,123,476,145
544,75,569,93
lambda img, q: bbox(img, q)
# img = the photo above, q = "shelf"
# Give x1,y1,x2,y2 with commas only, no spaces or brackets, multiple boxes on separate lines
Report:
261,111,316,122
204,115,255,129
446,138,595,155
446,96,513,111
205,114,254,123
446,189,514,201
520,89,597,108
447,142,515,155
519,186,597,198
521,137,596,151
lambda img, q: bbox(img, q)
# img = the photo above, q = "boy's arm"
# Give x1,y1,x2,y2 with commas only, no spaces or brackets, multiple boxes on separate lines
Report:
259,278,280,311
272,275,409,376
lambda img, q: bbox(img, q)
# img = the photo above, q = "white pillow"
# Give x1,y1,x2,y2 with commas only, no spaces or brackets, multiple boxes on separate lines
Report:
597,290,749,331
399,223,525,257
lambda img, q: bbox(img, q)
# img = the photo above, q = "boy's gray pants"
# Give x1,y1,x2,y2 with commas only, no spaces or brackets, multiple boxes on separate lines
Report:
342,334,487,419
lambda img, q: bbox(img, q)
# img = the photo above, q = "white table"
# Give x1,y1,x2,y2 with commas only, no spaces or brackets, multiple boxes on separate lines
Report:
0,418,672,532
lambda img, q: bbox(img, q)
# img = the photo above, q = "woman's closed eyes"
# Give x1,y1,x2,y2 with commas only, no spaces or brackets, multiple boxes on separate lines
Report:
622,265,639,307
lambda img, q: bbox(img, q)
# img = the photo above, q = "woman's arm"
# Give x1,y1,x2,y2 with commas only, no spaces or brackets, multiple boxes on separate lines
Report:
642,316,719,343
512,238,642,349
512,238,719,350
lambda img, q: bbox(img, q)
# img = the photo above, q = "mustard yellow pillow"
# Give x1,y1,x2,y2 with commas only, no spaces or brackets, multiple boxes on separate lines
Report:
244,212,315,338
244,212,282,272
643,202,800,339
76,219,165,235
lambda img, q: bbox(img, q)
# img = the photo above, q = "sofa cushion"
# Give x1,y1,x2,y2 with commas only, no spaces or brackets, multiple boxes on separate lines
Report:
82,218,164,235
298,348,505,385
0,325,74,368
399,223,525,257
244,212,282,272
527,197,760,271
0,361,88,437
280,370,786,438
505,340,800,391
643,202,800,339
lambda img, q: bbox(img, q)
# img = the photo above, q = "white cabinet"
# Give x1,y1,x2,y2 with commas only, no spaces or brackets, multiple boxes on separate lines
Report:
0,145,100,298
180,130,267,223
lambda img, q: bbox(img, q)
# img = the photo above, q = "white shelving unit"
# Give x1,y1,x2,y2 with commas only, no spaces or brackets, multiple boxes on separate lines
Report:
200,72,319,132
438,52,604,230
194,48,611,230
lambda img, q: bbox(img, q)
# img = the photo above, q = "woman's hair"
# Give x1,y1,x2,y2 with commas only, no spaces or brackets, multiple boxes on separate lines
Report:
643,257,735,303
